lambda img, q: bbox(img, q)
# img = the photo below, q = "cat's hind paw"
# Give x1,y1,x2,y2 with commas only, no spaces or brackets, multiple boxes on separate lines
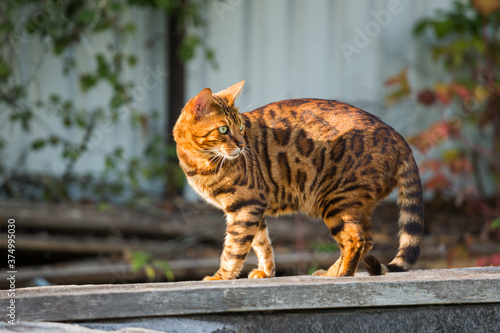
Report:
311,269,328,276
248,269,272,279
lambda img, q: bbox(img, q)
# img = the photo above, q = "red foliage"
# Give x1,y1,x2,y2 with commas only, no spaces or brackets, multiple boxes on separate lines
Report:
408,120,461,154
417,89,437,106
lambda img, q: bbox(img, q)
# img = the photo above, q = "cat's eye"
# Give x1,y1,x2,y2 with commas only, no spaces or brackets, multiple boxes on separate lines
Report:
218,126,228,134
239,123,244,132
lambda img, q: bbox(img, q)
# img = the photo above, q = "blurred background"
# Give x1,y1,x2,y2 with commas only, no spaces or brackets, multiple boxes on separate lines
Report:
0,0,499,287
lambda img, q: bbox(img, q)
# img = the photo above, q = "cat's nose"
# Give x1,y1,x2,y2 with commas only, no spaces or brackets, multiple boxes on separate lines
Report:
236,141,246,149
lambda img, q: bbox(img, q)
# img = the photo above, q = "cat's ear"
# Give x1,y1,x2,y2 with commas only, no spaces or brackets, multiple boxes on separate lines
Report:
215,80,245,106
192,88,213,119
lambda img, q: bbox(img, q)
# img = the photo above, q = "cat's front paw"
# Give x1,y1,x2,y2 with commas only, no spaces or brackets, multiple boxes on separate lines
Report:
203,276,222,281
248,269,273,279
203,275,223,281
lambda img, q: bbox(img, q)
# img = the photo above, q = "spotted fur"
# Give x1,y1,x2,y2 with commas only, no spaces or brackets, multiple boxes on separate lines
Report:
173,81,424,280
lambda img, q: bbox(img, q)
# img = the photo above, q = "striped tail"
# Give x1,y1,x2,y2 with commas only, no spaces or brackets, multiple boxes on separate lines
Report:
364,156,424,275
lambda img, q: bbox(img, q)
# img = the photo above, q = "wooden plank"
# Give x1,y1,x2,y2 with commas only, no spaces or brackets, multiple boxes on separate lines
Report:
4,267,499,322
0,201,192,238
0,201,326,244
0,251,336,288
0,234,167,254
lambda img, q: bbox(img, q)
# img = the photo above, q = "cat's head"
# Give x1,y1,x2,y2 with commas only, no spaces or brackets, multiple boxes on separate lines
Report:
173,80,246,160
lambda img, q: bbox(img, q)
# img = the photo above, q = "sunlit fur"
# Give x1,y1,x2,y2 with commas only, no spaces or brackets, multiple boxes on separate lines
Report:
174,81,424,280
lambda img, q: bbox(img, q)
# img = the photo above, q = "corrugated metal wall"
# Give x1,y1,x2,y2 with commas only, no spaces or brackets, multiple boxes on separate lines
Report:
2,9,166,181
187,0,453,136
183,0,454,200
3,1,457,199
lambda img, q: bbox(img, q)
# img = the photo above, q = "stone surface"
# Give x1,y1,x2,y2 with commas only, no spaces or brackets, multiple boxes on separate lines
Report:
0,321,162,333
1,267,499,332
82,303,500,333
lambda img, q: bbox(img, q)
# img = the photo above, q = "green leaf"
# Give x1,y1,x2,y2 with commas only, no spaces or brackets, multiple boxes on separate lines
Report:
98,202,112,211
110,182,124,194
63,115,72,127
127,55,138,67
313,241,338,253
130,251,151,272
75,113,87,128
80,74,98,92
31,139,46,150
109,1,123,12
178,35,200,62
144,265,156,280
0,57,10,80
105,155,115,170
413,19,431,36
25,17,39,35
154,260,175,282
432,20,454,38
442,149,461,161
492,218,500,230
11,110,33,131
62,100,73,111
62,145,80,162
114,147,124,159
307,265,319,276
155,0,175,11
49,94,61,104
123,23,137,35
471,36,486,53
96,54,110,77
48,135,60,146
110,94,128,109
79,8,96,24
205,48,218,68
0,21,14,35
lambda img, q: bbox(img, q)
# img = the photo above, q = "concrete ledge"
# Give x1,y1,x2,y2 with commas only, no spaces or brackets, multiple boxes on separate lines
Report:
1,267,499,332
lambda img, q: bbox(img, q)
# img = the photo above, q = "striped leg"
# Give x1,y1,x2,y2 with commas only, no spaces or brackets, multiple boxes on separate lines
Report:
360,205,375,259
204,201,266,281
314,212,366,277
248,218,275,279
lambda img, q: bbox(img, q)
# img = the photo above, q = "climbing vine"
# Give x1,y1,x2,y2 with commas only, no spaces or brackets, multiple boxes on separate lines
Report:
0,0,212,203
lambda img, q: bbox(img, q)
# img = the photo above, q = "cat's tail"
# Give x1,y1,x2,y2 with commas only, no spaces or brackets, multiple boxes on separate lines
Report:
364,155,424,275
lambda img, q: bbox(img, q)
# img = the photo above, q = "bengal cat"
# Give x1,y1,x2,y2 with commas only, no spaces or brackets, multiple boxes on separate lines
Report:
173,81,424,280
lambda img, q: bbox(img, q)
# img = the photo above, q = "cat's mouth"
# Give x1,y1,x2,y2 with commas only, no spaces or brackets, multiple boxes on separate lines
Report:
214,146,245,160
222,147,242,160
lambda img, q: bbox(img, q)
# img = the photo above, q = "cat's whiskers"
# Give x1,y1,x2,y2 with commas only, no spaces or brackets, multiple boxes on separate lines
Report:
198,145,249,175
242,145,255,158
198,152,222,175
240,100,256,113
217,155,227,174
211,153,225,175
217,146,239,159
241,146,250,182
194,149,215,161
195,148,218,157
